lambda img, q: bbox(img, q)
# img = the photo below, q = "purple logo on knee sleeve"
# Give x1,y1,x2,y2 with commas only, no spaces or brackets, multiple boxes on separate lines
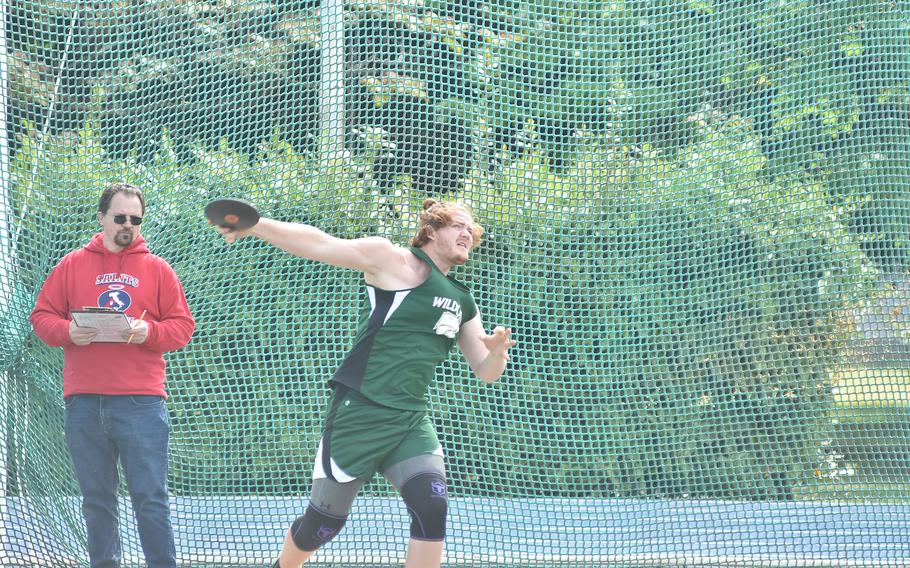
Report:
316,526,337,541
431,480,447,496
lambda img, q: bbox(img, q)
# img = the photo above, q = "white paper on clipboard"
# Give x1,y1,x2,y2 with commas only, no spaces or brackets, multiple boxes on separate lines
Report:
71,308,132,343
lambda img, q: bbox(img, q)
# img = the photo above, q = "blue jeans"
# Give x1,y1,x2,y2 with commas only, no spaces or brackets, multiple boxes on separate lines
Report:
64,394,176,568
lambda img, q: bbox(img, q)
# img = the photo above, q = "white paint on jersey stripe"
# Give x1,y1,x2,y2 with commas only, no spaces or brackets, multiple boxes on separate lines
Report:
366,287,411,324
312,439,357,482
385,291,410,323
367,286,376,312
312,442,444,483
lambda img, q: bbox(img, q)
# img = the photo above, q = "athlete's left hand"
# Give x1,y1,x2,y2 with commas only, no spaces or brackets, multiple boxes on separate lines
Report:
217,225,255,244
481,326,516,359
123,319,149,344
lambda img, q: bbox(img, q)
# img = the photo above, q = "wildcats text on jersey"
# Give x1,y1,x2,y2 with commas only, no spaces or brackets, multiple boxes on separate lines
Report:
432,296,462,319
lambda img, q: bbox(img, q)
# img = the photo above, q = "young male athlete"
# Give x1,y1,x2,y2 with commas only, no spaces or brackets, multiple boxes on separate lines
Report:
215,198,516,568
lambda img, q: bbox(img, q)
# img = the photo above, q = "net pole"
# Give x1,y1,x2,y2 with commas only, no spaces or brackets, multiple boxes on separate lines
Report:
0,0,11,502
13,2,78,239
319,0,344,159
0,11,12,561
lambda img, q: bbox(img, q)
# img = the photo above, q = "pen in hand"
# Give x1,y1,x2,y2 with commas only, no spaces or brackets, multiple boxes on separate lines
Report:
128,309,146,344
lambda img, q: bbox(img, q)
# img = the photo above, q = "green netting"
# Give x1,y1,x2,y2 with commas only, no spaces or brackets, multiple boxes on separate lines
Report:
2,0,910,565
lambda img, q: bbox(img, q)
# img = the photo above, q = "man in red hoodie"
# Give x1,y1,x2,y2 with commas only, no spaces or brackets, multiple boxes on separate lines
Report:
30,182,195,568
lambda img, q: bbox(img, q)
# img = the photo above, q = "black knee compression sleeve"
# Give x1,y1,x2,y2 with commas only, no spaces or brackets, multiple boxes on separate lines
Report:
400,472,448,540
289,504,348,551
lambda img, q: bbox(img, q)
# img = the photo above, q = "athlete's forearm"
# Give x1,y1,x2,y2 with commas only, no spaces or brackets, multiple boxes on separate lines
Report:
250,218,335,261
248,218,398,274
473,351,509,384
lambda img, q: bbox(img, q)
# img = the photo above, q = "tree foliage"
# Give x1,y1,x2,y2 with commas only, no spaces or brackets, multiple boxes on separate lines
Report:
5,0,904,498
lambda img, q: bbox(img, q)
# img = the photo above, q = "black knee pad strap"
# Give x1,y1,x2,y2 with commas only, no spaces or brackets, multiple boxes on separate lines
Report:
400,472,448,541
290,504,348,551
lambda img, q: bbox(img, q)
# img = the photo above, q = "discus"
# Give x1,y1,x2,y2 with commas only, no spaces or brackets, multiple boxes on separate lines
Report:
204,198,260,230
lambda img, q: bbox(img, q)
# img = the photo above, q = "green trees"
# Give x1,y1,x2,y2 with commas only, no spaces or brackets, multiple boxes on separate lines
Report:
6,0,905,499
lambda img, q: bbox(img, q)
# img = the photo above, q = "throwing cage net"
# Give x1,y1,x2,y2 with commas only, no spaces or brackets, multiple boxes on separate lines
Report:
1,0,909,565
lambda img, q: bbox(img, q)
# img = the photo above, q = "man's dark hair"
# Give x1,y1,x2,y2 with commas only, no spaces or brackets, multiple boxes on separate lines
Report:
98,182,145,215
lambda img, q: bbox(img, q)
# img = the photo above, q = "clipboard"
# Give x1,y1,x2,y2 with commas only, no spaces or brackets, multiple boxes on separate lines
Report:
71,308,133,343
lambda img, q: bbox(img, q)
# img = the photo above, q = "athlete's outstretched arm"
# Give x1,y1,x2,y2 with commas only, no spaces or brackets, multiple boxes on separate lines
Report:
458,314,516,384
219,218,402,274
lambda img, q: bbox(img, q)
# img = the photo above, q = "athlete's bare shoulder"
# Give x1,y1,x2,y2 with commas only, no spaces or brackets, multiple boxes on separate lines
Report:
364,244,430,290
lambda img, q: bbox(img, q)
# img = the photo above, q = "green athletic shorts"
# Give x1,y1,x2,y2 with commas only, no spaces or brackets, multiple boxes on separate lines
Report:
313,386,443,482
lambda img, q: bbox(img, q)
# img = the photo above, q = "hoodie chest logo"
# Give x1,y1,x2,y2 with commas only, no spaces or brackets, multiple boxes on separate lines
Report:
96,272,140,287
98,287,132,311
96,273,139,312
95,273,139,311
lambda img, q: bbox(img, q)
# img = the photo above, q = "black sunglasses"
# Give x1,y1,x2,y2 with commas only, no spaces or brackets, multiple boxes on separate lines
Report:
112,214,143,226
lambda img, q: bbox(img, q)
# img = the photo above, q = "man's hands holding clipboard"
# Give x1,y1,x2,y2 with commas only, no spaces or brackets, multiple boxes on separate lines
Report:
69,319,101,345
69,308,149,345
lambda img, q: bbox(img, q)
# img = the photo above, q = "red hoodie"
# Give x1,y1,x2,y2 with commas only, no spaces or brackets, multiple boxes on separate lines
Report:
30,233,195,398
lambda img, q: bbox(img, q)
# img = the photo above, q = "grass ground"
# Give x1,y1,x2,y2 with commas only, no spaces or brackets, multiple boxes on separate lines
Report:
831,367,910,407
800,367,910,502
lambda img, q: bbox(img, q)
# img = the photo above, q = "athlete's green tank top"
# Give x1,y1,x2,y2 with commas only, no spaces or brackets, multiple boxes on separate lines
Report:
330,246,478,410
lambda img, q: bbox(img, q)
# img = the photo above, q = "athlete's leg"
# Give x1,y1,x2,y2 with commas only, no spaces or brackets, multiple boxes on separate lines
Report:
274,476,365,568
276,385,375,567
383,454,447,568
404,539,444,568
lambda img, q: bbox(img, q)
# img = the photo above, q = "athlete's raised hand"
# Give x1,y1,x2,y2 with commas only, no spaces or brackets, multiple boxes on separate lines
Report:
480,326,516,360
